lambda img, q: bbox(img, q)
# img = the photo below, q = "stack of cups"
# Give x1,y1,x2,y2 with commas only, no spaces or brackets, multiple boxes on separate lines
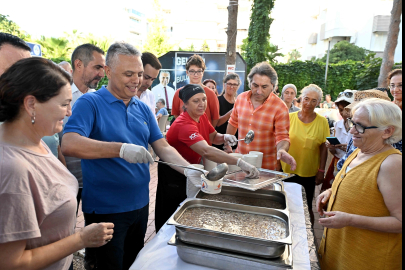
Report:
249,151,264,168
242,154,259,167
228,153,243,173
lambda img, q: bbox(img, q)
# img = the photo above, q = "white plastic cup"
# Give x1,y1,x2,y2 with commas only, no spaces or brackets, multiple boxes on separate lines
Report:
190,164,204,170
242,154,259,167
201,174,223,194
249,151,263,168
204,158,217,171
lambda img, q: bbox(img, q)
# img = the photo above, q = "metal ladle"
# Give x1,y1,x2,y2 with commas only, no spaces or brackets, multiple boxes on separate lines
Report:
154,161,229,181
236,130,255,144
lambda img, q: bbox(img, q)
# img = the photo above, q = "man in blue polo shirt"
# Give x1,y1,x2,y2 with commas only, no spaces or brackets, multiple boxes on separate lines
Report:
62,42,204,270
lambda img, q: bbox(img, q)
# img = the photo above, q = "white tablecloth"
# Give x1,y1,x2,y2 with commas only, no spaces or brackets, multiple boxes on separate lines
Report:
130,182,311,270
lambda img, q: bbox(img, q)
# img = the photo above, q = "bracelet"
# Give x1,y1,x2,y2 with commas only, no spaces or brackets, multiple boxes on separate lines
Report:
318,169,325,173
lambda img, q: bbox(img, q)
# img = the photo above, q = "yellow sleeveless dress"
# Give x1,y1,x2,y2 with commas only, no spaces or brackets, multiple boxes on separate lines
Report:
318,148,402,270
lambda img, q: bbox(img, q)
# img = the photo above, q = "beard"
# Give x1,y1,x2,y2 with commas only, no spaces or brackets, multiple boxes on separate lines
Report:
83,74,102,89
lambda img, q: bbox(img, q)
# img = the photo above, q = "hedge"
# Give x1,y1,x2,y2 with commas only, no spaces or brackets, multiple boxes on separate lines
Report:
273,58,387,100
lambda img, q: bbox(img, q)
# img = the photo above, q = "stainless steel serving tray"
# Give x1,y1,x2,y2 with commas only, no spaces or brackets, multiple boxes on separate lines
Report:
195,186,288,211
167,199,292,259
168,233,293,269
223,169,294,191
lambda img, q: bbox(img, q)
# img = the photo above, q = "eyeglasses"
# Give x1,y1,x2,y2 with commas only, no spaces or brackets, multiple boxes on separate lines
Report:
347,118,378,134
188,70,204,76
337,91,354,98
390,84,402,90
226,83,239,88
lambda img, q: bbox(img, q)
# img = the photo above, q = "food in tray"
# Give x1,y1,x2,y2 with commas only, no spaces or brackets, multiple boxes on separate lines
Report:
199,194,284,209
178,207,287,241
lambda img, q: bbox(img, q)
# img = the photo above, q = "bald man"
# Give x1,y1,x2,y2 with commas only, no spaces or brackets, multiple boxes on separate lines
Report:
58,61,73,74
0,33,31,76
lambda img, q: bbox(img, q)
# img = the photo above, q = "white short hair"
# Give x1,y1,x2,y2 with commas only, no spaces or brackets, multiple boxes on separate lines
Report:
352,98,402,145
300,84,323,101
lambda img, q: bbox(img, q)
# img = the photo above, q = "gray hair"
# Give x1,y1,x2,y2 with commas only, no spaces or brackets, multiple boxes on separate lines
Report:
58,61,71,67
158,98,165,106
223,73,241,85
106,42,142,69
281,84,297,98
247,62,278,87
352,98,402,145
71,43,104,71
300,84,323,102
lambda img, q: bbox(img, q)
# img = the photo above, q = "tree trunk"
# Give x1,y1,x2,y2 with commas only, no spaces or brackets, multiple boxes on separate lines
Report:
226,0,239,70
378,0,402,87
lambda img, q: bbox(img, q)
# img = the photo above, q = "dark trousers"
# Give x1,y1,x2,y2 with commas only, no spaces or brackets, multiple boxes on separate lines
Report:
155,162,187,232
284,175,316,210
83,204,149,270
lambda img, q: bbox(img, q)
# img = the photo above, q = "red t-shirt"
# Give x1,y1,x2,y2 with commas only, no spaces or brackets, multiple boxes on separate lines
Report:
166,112,216,164
171,86,220,123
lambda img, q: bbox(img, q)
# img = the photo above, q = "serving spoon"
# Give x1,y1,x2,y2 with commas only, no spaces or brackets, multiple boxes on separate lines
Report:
154,161,229,181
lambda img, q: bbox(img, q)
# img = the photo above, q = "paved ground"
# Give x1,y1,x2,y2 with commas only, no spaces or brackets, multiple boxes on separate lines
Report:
74,161,326,269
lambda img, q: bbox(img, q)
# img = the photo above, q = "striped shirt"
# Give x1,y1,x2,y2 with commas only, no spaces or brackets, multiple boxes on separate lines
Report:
229,91,290,170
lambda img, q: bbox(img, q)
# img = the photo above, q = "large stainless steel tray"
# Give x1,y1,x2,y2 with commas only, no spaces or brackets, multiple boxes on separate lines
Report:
167,199,292,259
223,169,294,191
195,186,288,211
168,233,293,269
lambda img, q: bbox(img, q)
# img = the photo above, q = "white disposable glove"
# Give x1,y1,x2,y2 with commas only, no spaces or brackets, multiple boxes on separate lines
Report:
237,158,260,179
224,134,238,147
119,143,154,164
184,166,208,198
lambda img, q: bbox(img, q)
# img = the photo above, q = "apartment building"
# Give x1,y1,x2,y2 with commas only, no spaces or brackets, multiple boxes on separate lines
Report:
300,0,402,62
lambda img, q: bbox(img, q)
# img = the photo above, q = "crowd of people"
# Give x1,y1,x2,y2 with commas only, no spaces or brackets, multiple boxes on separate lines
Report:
0,31,402,270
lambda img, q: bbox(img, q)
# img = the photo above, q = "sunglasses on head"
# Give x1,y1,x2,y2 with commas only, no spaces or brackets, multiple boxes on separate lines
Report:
338,92,354,98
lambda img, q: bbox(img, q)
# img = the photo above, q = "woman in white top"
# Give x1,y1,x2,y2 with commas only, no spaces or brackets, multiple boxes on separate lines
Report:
323,90,356,189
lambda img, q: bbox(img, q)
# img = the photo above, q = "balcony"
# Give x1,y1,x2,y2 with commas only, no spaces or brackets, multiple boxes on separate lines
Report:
373,15,391,33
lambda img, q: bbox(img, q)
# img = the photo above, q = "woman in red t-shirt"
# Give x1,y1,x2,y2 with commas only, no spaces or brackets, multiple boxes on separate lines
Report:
155,84,259,232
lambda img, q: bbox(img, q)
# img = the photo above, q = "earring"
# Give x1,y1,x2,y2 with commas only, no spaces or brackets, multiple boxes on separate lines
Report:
31,112,35,124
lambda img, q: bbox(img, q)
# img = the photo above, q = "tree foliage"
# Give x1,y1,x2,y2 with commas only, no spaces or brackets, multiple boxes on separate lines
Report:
241,38,283,64
35,36,71,59
243,0,276,71
143,0,173,57
287,49,302,63
0,14,31,41
321,41,373,63
200,40,210,52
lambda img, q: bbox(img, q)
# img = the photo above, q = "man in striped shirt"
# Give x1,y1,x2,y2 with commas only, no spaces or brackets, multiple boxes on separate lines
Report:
226,62,297,171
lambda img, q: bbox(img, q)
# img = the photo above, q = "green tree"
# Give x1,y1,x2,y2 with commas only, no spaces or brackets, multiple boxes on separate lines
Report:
0,14,31,41
287,49,302,63
200,40,210,52
178,43,196,51
35,36,72,59
241,38,283,64
143,0,173,56
321,41,372,63
243,0,276,71
81,33,112,52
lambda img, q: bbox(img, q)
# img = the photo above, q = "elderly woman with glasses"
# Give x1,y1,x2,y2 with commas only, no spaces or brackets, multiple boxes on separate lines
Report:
317,98,402,270
214,73,240,150
281,84,330,225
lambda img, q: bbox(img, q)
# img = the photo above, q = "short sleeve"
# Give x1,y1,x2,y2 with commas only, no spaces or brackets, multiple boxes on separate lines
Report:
0,164,41,243
171,89,181,116
208,89,220,121
63,97,96,137
178,124,206,147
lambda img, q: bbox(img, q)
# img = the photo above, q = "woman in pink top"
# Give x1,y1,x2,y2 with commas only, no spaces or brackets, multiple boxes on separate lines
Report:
0,58,114,270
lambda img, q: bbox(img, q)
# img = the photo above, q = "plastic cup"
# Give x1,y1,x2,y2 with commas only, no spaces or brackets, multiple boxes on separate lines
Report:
249,151,263,168
200,174,223,194
228,153,243,173
242,154,259,167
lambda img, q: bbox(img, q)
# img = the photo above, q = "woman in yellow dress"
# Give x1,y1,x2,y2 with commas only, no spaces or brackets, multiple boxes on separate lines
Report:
316,98,402,270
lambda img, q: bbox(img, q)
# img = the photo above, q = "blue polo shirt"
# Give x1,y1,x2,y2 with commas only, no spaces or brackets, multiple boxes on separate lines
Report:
64,86,163,214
